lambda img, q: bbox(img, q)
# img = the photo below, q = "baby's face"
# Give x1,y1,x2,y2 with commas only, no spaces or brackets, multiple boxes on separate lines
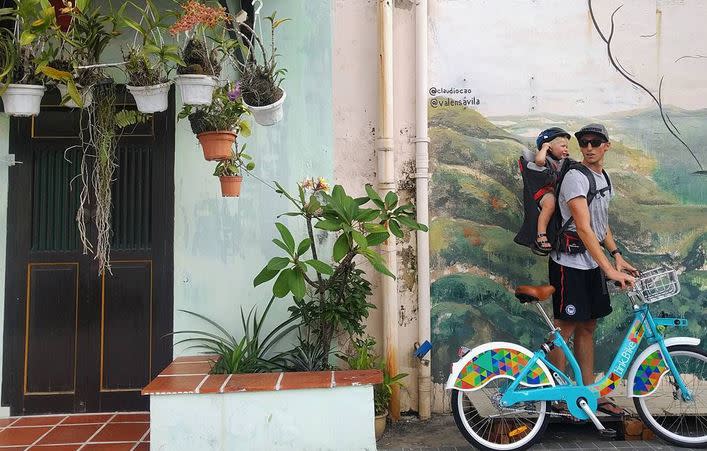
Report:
548,137,570,159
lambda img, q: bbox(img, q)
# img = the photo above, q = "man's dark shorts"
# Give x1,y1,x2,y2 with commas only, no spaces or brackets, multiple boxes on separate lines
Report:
548,259,612,321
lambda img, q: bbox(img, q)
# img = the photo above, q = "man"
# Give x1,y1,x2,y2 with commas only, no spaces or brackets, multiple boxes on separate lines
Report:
548,123,637,417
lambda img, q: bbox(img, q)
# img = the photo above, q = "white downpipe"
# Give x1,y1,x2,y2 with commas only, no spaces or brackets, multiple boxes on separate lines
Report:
376,0,400,420
414,0,432,421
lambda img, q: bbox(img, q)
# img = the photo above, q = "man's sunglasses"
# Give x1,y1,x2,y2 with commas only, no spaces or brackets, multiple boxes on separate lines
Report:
578,138,607,148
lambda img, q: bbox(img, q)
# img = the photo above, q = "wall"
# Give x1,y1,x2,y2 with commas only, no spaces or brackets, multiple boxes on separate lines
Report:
172,0,334,351
331,0,421,413
428,0,707,412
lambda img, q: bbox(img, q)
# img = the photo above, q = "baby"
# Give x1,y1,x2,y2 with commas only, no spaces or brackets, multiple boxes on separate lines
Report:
532,128,571,255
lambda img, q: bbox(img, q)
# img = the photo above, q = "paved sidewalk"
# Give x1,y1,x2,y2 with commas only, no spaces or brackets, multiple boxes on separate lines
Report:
378,414,699,451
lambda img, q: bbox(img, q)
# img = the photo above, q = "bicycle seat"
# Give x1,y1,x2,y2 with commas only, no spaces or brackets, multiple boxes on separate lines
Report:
514,285,555,303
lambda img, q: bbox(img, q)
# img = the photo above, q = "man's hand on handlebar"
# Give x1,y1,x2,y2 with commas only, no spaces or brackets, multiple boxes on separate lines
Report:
607,269,636,290
615,254,639,277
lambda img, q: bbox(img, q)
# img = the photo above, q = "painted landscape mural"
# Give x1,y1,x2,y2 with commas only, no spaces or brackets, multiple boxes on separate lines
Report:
429,0,707,389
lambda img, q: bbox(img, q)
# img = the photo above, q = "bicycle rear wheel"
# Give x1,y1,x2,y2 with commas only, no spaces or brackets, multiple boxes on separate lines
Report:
451,380,550,451
634,345,707,448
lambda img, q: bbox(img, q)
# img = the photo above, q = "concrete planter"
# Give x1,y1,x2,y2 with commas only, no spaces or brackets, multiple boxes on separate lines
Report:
143,356,382,451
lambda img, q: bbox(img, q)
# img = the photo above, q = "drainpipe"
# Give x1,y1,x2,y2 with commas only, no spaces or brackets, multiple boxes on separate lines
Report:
376,0,400,421
414,0,432,421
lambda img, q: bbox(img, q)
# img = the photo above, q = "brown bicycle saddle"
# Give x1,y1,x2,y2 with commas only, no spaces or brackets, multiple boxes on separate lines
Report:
514,285,555,303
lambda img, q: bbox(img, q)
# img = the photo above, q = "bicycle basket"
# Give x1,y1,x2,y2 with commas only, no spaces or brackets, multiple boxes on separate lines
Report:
634,267,680,303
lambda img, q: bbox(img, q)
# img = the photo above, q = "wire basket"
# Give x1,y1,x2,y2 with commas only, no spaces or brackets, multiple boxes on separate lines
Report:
632,266,681,304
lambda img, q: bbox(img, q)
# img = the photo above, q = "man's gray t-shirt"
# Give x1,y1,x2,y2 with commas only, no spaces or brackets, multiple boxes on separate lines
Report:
550,168,612,270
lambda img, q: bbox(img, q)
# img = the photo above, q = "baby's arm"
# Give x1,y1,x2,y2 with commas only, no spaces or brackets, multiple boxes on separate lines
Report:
534,142,550,167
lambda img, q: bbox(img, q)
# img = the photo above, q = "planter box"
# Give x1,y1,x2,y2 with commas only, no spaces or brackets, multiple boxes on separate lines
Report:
143,356,382,451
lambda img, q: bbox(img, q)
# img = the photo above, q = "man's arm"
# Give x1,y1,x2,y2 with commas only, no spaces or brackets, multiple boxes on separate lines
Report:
567,198,635,288
603,226,638,276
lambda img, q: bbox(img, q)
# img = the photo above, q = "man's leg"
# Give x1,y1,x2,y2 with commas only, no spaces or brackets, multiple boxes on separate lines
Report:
573,319,597,385
548,319,576,375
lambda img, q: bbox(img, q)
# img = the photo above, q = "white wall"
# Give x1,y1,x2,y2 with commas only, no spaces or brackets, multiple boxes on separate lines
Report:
0,116,10,417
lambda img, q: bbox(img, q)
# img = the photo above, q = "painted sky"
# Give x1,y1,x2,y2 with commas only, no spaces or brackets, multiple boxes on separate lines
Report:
429,0,707,116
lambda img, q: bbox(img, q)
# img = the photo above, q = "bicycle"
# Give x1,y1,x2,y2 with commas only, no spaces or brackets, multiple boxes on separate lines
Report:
446,266,707,450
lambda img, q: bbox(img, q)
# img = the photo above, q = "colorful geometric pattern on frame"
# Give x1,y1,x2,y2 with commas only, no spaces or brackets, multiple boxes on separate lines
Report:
594,372,622,397
628,320,645,344
633,350,668,396
454,348,550,389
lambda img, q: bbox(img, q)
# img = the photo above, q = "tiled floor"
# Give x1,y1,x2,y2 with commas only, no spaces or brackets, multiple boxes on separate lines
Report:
0,412,149,450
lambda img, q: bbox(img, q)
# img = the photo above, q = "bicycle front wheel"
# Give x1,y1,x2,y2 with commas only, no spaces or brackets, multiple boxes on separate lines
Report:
451,380,550,451
634,345,707,448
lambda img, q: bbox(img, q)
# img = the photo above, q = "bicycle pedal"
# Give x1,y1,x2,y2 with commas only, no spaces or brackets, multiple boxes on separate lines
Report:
599,428,617,439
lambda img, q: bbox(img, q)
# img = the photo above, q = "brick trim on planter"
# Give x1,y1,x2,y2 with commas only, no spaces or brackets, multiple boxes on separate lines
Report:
142,355,383,396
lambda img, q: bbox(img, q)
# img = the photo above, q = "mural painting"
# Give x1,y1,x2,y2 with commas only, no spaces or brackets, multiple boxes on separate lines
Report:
428,0,707,388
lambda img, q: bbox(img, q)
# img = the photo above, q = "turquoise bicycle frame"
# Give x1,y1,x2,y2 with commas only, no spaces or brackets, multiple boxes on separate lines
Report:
499,305,691,420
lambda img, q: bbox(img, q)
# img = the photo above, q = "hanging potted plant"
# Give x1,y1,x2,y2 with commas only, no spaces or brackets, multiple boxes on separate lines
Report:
0,0,55,116
169,0,229,105
121,0,184,113
179,81,250,161
39,0,118,109
231,11,289,126
213,143,254,197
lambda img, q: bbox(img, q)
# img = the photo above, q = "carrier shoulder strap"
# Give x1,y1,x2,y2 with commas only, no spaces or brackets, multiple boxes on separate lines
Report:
556,163,604,236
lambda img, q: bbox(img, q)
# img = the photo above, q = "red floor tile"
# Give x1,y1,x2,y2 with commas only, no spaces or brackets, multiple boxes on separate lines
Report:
279,371,332,390
142,374,206,394
13,415,67,427
109,413,149,423
31,445,81,450
223,372,280,392
0,417,18,427
81,443,135,450
197,374,229,393
36,424,101,445
90,422,149,443
0,447,27,451
0,426,51,446
133,443,150,451
61,414,113,425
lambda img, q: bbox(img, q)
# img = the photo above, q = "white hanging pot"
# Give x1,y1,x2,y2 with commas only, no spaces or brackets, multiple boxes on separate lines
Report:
244,89,286,126
1,84,46,117
57,84,93,108
174,75,218,105
127,82,172,113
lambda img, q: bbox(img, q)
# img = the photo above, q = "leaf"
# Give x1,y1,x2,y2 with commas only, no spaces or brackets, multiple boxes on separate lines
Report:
273,269,292,298
121,16,144,36
366,232,389,246
364,223,388,233
272,238,291,254
289,270,305,299
275,223,295,254
239,120,252,137
296,238,311,257
396,215,421,230
361,249,395,279
314,219,341,231
65,81,83,108
384,191,398,209
389,220,403,238
37,66,72,81
266,257,290,271
19,31,36,46
357,209,379,222
333,234,350,262
365,184,381,202
351,230,368,248
305,259,334,276
253,266,279,287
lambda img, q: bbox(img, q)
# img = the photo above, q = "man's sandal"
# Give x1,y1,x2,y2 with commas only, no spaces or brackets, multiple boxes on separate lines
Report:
597,398,628,418
532,233,552,256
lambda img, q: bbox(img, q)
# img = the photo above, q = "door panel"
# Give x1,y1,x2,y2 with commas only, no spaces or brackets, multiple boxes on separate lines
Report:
3,86,174,415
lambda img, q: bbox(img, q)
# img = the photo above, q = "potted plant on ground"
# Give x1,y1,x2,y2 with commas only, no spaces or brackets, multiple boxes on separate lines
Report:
340,335,408,440
169,0,228,105
0,0,55,116
213,143,254,197
179,82,250,161
231,11,288,126
121,0,184,113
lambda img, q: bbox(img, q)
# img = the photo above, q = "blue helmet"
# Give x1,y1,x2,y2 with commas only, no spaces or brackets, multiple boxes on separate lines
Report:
536,127,571,150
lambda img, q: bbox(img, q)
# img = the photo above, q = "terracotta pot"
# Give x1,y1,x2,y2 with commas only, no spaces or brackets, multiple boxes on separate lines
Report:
374,410,387,441
196,131,236,161
219,175,243,197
